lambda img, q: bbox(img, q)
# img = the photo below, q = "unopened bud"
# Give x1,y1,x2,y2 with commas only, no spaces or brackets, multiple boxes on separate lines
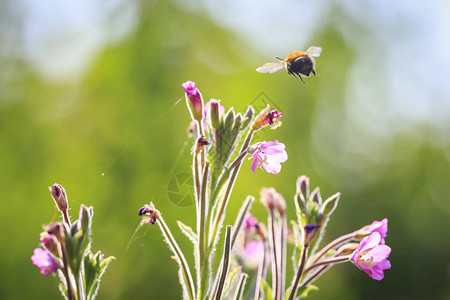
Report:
79,205,93,233
310,187,322,206
40,232,62,258
276,195,286,217
224,108,235,131
209,99,221,129
240,105,254,130
304,224,321,246
182,81,204,121
251,105,282,131
49,184,68,212
319,192,340,216
138,202,160,225
260,187,283,211
45,223,64,243
296,175,310,200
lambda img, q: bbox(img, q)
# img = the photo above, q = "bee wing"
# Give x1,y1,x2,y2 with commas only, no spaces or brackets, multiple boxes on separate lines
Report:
305,46,322,57
256,61,285,73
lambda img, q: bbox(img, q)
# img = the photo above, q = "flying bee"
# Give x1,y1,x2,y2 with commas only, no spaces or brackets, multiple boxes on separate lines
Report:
256,46,322,83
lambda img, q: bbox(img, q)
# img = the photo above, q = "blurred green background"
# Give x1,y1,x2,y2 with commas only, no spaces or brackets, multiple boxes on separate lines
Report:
1,0,449,299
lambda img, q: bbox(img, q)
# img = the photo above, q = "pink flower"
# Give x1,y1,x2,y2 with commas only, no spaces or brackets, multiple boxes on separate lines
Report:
352,232,391,280
31,248,58,275
366,218,388,239
182,81,204,121
250,141,287,174
241,240,265,270
252,105,283,131
245,214,258,230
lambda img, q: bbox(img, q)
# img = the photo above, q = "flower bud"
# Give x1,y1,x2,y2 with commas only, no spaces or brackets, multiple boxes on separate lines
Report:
358,218,388,240
310,187,322,206
251,105,282,131
182,81,204,121
40,232,62,258
240,105,254,130
79,204,93,233
304,224,321,246
296,175,310,200
138,202,160,225
319,192,340,216
224,108,235,131
49,183,68,212
276,195,287,217
209,99,221,129
260,187,283,211
45,223,65,243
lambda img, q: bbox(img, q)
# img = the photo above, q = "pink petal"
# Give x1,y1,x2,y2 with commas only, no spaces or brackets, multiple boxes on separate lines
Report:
378,259,391,270
262,161,282,174
250,151,259,173
360,232,382,252
370,266,385,280
368,245,391,262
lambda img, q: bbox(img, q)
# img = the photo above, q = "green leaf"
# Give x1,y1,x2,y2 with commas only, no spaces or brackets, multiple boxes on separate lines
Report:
222,266,242,297
176,221,198,245
260,278,273,300
84,251,115,300
296,285,319,299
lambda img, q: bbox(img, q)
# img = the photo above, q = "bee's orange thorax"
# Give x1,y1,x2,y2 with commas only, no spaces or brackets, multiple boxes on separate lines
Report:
285,51,304,61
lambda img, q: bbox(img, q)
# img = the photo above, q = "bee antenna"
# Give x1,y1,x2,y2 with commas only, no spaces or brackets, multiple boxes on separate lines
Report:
276,57,284,61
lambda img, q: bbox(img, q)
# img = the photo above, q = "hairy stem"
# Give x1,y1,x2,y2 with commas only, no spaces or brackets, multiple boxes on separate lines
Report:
288,244,308,300
233,273,248,300
309,232,356,266
158,216,196,300
209,129,254,247
305,255,350,272
268,210,280,300
279,216,287,300
214,226,232,300
209,196,254,300
197,163,210,300
254,241,268,300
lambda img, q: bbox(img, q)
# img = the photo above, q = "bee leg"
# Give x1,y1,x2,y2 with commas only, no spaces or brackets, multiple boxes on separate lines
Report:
297,73,305,84
290,72,299,82
312,69,319,77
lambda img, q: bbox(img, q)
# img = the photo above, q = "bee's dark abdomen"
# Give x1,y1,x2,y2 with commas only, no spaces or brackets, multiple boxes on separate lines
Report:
288,56,314,76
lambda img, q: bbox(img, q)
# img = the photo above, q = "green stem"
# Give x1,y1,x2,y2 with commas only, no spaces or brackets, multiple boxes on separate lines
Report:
254,240,268,300
194,152,201,206
268,210,280,300
233,273,248,300
62,210,71,227
228,150,248,171
304,255,350,272
61,245,77,300
214,226,232,300
279,216,287,300
288,244,308,300
157,216,196,300
197,163,210,300
302,247,350,285
209,129,254,247
309,232,356,266
76,271,85,300
209,196,254,300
